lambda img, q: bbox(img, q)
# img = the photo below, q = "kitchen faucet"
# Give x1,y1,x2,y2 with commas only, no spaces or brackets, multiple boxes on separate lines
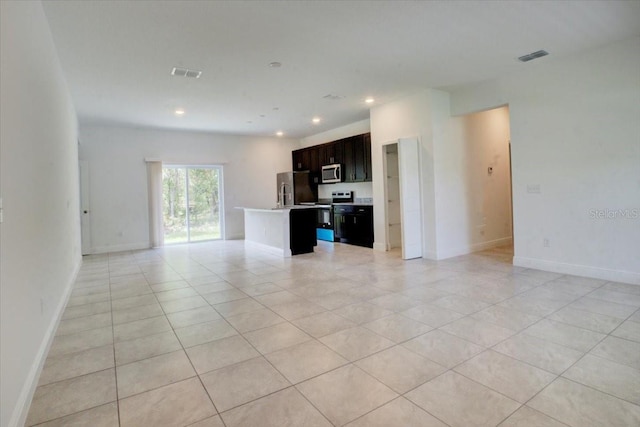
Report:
279,182,291,206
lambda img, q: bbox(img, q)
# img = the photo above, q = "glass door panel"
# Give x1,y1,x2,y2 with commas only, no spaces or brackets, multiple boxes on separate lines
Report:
162,166,222,244
163,167,188,244
188,168,221,241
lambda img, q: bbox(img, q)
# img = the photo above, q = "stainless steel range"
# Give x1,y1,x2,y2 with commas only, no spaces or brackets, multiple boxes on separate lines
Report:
315,191,353,242
331,191,353,204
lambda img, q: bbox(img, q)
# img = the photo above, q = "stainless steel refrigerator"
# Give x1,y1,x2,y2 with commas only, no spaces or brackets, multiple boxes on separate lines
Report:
276,171,317,207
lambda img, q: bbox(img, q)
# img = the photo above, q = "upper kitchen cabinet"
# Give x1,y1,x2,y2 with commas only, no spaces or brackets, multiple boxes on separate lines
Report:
343,133,372,182
293,132,371,182
292,146,319,173
318,140,344,166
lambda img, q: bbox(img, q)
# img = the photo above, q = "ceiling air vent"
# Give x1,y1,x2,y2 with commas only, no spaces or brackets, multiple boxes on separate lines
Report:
171,67,202,78
518,50,549,62
323,94,345,100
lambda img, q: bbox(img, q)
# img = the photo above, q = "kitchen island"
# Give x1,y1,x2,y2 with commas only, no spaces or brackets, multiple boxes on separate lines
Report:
237,206,317,256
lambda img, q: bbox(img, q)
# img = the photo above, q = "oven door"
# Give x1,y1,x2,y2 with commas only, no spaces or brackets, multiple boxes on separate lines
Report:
317,206,332,228
316,206,334,242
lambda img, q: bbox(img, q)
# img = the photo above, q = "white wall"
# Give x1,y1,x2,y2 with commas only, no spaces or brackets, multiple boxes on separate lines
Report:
79,126,298,252
0,2,81,426
318,182,373,200
450,37,640,284
437,106,512,258
370,90,439,257
299,119,370,148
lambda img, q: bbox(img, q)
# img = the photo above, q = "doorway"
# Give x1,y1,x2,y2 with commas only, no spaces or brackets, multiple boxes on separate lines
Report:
384,144,401,250
162,166,223,244
458,105,513,256
382,138,423,260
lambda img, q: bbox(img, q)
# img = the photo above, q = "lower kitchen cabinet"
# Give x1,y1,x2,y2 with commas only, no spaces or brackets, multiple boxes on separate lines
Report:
289,208,317,255
333,205,373,248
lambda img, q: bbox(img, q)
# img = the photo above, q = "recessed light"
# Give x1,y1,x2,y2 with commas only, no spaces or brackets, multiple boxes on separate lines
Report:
365,97,375,104
269,62,282,68
312,117,321,124
276,131,284,137
175,109,185,115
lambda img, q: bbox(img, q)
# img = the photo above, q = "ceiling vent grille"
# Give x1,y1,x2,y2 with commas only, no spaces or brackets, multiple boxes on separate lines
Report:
171,67,202,78
518,50,549,62
323,94,345,100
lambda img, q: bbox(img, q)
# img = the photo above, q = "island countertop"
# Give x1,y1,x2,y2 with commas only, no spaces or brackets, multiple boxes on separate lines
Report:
235,205,320,212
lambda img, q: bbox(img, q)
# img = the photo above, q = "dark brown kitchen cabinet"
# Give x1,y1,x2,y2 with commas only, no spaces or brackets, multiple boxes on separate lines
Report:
289,208,317,255
333,205,373,248
308,148,319,173
292,149,304,171
343,134,372,182
361,133,372,181
352,206,374,247
292,147,319,173
293,132,371,183
318,141,344,166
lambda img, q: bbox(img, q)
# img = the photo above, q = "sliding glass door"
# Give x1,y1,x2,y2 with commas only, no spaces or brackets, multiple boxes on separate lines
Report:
162,166,223,244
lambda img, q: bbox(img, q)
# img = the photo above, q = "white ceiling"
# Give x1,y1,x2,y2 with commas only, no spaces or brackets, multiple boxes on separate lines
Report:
42,0,640,139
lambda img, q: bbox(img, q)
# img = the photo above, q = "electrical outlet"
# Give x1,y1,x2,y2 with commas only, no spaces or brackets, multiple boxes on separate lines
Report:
527,184,541,194
543,238,550,247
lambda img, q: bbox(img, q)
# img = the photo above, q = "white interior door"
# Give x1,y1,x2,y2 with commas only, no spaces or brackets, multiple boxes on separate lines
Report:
398,138,422,259
79,160,91,255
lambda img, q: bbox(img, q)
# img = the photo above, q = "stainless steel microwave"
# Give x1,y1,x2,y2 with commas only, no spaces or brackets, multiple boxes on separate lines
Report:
321,164,342,183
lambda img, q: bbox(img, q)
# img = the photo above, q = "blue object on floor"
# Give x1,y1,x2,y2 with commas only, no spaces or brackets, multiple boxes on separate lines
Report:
317,228,334,242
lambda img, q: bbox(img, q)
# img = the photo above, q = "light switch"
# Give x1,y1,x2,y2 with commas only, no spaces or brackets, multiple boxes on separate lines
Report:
527,184,541,194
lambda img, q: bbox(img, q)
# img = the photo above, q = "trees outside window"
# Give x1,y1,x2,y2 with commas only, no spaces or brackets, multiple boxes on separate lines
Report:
162,166,222,243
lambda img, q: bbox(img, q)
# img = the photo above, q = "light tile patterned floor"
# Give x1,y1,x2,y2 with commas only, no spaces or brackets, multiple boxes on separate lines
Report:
25,241,640,426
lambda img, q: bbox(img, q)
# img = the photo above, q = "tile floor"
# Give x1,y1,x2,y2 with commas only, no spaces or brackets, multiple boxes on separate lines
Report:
25,241,640,426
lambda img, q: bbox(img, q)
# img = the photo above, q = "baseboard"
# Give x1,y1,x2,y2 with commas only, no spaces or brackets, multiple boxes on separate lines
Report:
435,237,513,260
9,257,81,427
423,250,439,260
243,240,292,257
513,256,640,285
91,241,151,254
373,242,386,252
224,234,244,240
